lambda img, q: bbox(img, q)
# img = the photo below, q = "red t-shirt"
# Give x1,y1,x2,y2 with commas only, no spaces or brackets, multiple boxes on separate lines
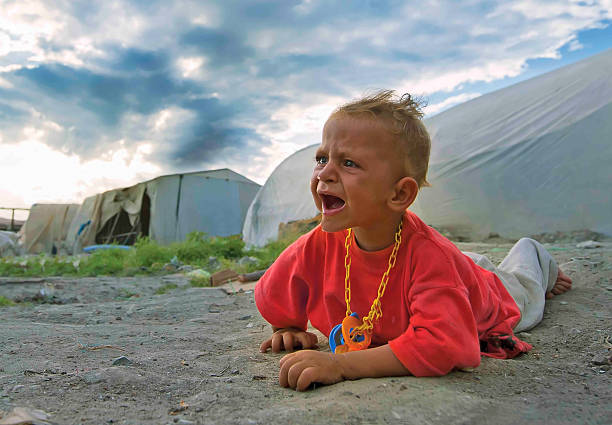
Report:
255,211,531,376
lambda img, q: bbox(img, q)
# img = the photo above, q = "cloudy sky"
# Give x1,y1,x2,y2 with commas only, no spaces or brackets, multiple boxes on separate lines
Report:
1,0,611,220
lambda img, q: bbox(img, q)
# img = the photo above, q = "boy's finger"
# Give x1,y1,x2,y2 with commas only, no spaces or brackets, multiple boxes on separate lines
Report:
307,332,319,346
271,334,284,353
279,354,299,387
282,332,295,352
260,338,272,353
296,367,318,392
295,333,312,349
287,360,310,389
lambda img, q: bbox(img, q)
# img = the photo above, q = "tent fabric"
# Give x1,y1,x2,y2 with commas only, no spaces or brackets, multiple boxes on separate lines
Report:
242,145,319,247
66,168,261,252
242,49,612,246
0,230,19,257
20,204,79,254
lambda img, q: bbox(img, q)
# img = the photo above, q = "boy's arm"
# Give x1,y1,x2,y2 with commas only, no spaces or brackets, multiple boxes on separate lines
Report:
279,344,410,391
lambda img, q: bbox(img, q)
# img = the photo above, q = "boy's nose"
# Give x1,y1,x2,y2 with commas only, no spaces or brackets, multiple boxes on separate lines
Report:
317,163,337,182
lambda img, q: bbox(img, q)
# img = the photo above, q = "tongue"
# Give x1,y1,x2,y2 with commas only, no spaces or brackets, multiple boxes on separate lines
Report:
326,196,345,209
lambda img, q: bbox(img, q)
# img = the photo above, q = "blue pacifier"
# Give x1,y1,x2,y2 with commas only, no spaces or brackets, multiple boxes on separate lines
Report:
329,312,365,353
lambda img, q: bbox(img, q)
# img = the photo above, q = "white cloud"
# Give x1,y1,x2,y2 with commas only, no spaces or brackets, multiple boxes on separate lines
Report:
568,39,584,52
424,93,482,116
0,138,161,207
176,56,207,79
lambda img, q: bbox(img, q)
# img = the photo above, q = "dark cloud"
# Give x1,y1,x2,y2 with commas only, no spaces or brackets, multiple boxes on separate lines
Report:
180,26,254,66
5,54,262,166
12,57,188,122
255,54,335,78
112,48,169,73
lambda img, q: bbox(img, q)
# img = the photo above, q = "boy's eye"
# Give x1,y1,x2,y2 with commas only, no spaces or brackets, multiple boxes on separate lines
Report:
343,159,356,167
316,156,328,165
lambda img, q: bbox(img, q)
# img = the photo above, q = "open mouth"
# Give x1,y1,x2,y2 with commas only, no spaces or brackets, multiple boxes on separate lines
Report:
320,194,345,214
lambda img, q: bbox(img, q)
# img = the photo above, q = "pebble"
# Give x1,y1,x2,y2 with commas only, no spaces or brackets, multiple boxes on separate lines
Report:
576,240,602,249
238,315,252,320
178,265,194,273
237,256,259,266
560,301,568,305
112,356,133,366
207,256,221,270
83,371,104,384
11,384,24,392
592,353,612,366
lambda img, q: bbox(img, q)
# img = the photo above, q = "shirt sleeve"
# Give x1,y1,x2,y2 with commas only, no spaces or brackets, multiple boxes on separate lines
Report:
388,242,481,376
254,240,309,331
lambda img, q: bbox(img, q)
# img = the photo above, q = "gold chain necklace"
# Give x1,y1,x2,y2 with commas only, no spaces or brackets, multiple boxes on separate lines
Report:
343,220,403,342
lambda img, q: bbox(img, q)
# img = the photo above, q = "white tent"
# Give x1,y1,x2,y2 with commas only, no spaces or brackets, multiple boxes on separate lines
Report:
66,168,260,252
19,203,79,254
243,49,612,246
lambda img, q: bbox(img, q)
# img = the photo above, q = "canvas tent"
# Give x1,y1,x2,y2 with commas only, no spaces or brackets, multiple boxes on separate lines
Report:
243,49,612,246
66,168,260,252
19,203,79,254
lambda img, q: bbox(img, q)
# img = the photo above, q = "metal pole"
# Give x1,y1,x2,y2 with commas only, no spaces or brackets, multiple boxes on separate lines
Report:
10,208,14,231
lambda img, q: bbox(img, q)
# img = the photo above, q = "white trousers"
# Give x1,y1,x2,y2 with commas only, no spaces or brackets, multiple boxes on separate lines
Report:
464,238,559,333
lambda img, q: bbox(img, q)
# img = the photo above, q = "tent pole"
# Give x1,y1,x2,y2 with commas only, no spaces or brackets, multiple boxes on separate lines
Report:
106,213,121,244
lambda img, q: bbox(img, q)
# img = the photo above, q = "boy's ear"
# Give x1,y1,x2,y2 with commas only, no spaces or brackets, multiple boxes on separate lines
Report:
388,177,419,211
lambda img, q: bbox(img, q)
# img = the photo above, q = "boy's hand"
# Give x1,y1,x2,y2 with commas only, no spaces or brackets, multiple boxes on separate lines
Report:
279,350,344,391
260,327,318,353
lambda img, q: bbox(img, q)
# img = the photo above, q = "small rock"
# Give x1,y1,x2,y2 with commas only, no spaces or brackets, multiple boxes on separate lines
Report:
246,322,254,328
207,256,221,271
170,255,181,266
559,301,568,305
400,384,408,390
187,269,211,279
177,420,195,425
238,315,252,320
178,265,194,273
592,353,612,366
112,356,133,366
238,256,259,266
576,240,602,249
83,371,104,384
162,263,178,272
517,332,532,338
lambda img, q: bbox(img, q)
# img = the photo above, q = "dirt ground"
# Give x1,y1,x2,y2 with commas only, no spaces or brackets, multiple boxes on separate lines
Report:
1,241,610,425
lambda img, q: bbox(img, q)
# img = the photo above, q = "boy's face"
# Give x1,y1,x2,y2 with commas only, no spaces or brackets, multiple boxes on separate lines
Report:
311,115,405,233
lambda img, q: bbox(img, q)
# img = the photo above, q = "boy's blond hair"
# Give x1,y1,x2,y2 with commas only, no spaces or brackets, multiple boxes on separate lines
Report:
331,90,431,188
